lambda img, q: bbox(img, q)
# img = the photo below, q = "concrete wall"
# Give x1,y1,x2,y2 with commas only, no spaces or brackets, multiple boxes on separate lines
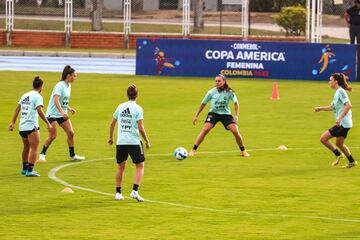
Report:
204,0,218,11
104,0,122,10
0,30,305,49
144,0,159,10
85,0,122,11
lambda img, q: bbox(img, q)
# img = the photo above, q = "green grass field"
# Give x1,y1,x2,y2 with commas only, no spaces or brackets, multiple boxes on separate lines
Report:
1,72,360,239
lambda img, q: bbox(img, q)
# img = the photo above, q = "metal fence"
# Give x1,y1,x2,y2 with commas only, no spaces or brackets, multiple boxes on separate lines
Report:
321,0,352,42
0,0,353,44
0,0,123,32
0,0,250,37
129,0,248,36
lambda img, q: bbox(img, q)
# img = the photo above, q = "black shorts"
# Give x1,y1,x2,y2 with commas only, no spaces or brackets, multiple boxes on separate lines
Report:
329,125,350,138
205,112,235,130
116,143,145,164
47,117,67,125
19,127,39,138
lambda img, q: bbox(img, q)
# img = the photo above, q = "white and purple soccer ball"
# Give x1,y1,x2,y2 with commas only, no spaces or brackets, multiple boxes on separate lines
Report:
174,147,188,160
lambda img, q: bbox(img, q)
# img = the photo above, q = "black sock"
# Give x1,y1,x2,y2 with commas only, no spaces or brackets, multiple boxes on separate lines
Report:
69,147,75,157
240,146,245,151
347,155,355,163
41,145,48,155
193,145,198,150
22,162,28,171
333,149,341,157
27,163,34,173
116,187,121,194
133,184,139,191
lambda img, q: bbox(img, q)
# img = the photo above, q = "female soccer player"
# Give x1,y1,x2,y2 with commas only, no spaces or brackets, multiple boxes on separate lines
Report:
9,76,52,177
315,73,356,168
39,65,85,162
189,74,249,157
109,85,150,202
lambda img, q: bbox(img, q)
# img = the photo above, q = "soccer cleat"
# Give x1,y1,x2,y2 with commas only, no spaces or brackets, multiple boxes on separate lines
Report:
241,150,250,157
21,169,27,175
115,192,125,201
25,171,40,177
188,149,196,157
332,154,344,166
130,190,144,202
37,153,47,163
342,161,358,169
70,155,85,161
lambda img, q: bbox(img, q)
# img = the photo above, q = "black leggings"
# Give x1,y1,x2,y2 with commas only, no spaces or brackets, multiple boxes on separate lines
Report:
349,25,360,44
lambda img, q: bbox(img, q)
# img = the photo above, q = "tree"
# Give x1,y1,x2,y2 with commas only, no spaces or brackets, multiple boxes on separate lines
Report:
275,6,306,36
91,0,103,31
193,0,204,33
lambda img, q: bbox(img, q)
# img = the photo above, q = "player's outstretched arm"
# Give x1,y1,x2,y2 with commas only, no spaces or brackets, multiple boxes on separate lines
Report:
53,95,68,120
9,104,20,131
37,106,52,129
234,102,239,124
68,107,76,115
108,118,117,146
336,102,352,126
193,103,206,125
138,120,150,149
314,105,333,112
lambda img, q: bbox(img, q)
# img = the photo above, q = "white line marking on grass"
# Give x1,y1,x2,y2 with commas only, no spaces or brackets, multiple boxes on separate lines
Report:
48,157,228,212
198,146,360,155
48,148,360,223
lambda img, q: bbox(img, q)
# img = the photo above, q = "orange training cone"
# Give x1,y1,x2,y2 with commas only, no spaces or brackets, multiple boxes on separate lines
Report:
271,82,280,100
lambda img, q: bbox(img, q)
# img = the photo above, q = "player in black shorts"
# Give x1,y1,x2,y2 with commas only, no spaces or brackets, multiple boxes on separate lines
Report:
8,76,52,177
109,85,150,201
39,65,85,162
189,74,249,157
315,73,356,168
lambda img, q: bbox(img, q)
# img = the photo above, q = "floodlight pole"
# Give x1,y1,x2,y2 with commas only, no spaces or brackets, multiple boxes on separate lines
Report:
220,3,223,34
5,0,14,46
182,0,190,37
124,0,131,49
241,0,249,40
308,0,323,43
306,0,310,41
65,0,73,48
317,0,323,43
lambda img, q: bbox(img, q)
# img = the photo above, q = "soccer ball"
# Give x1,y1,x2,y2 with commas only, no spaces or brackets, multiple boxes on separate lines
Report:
174,147,188,160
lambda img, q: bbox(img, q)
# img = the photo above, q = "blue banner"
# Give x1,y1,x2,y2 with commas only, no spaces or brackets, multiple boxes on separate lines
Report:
136,38,357,81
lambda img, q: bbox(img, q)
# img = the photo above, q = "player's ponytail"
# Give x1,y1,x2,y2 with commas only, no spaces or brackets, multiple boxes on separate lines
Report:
217,74,234,93
332,73,352,91
61,65,76,81
33,76,43,89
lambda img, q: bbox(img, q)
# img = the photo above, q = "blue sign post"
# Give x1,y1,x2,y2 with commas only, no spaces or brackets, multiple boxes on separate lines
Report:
136,38,357,81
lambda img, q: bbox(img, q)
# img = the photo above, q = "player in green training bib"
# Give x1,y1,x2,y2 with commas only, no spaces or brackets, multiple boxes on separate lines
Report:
315,73,357,168
109,85,150,202
9,76,52,177
189,74,249,157
39,65,85,162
